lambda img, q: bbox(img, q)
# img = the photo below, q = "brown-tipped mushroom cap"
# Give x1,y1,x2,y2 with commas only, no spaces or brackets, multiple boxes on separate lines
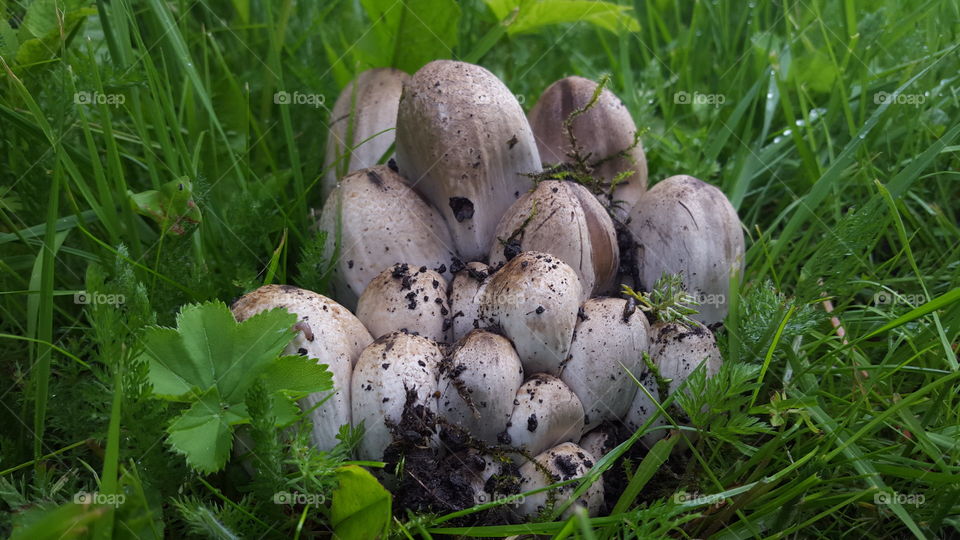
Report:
627,174,744,325
322,68,409,201
231,284,373,451
356,264,451,343
395,60,541,260
317,166,456,310
528,76,647,219
489,180,619,299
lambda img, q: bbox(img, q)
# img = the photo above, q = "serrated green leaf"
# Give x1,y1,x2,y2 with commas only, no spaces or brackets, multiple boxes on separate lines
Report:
167,388,233,474
359,0,460,73
262,355,333,396
331,465,392,540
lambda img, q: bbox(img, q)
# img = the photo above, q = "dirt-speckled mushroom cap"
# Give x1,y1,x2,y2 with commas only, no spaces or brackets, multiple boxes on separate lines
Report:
627,174,744,325
351,331,443,460
503,374,585,460
356,263,451,343
489,180,618,299
561,297,649,430
449,262,491,342
625,320,721,447
395,60,541,261
515,442,603,519
478,252,582,375
322,68,409,201
437,330,524,445
231,284,373,451
317,166,456,310
578,426,616,461
528,76,647,219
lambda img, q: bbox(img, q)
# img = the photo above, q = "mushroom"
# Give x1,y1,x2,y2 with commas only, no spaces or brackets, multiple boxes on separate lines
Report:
627,175,744,325
351,331,443,460
230,284,373,450
322,68,409,201
438,330,524,445
578,426,617,461
561,297,649,430
448,261,491,342
515,442,603,519
489,180,619,299
528,76,647,219
317,165,456,310
356,263,451,343
395,60,541,261
503,374,585,460
478,252,582,375
625,320,721,446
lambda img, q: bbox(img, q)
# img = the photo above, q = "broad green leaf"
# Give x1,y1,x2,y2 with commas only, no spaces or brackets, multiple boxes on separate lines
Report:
167,388,234,474
0,19,17,57
262,355,333,396
359,0,461,73
331,465,392,540
484,0,639,35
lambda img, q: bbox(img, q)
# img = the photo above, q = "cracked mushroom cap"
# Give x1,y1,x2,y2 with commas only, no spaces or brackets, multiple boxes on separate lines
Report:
356,263,451,343
503,374,585,460
478,252,582,375
489,180,619,299
448,262,491,342
395,60,541,261
625,321,721,446
351,331,444,460
317,166,456,310
438,330,524,445
627,174,744,325
230,284,373,450
515,442,603,519
322,68,409,201
561,297,650,430
528,76,647,219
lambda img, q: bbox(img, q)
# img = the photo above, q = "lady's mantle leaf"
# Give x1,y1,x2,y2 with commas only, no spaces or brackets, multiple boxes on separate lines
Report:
331,466,392,540
166,388,234,474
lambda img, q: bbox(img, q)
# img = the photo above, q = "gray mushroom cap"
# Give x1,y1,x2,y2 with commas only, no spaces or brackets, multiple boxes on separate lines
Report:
627,174,744,325
317,166,456,310
478,252,582,375
351,331,443,460
504,374,585,460
230,284,373,451
322,68,409,201
448,262,491,342
438,330,524,445
528,76,647,219
515,442,604,519
356,263,451,343
561,297,650,430
489,180,619,299
395,60,541,261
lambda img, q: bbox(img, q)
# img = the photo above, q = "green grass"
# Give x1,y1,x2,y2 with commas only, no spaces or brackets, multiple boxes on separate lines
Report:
1,0,959,538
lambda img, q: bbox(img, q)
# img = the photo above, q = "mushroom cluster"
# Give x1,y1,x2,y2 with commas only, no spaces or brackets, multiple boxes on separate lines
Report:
233,60,744,519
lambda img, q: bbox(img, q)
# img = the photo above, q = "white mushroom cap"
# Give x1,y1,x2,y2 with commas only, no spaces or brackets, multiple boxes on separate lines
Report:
478,252,582,375
528,76,647,219
504,374,585,460
489,180,619,299
351,331,443,460
561,297,650,430
322,68,409,201
448,262,491,342
438,330,524,445
627,174,744,325
395,60,541,260
356,264,451,343
317,166,456,310
578,426,616,462
516,442,603,519
230,284,373,451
